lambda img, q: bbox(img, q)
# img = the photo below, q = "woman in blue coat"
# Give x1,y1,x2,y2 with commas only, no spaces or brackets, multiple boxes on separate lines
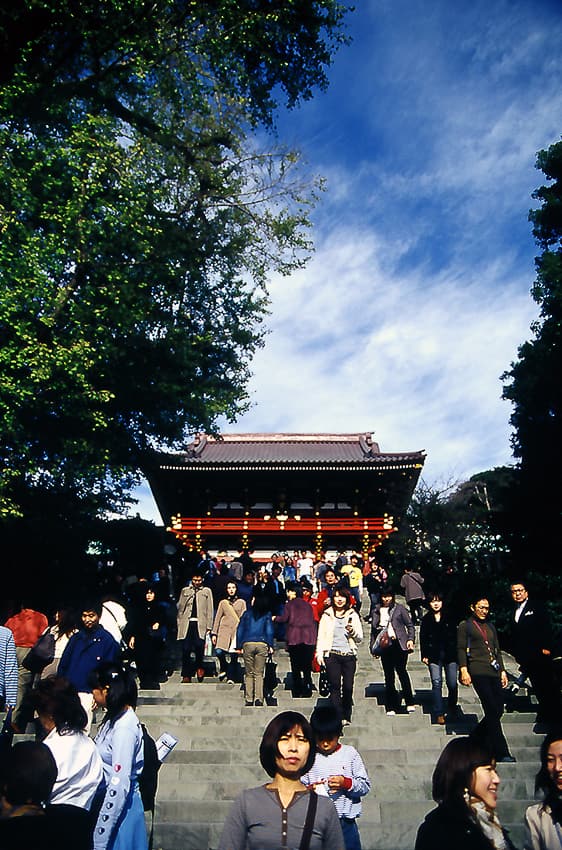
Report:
236,595,274,707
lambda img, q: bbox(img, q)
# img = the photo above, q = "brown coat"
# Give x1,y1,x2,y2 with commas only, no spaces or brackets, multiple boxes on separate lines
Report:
212,598,247,652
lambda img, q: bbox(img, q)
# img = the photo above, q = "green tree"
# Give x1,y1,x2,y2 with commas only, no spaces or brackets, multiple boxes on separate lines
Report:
0,1,350,520
382,471,514,582
502,139,562,570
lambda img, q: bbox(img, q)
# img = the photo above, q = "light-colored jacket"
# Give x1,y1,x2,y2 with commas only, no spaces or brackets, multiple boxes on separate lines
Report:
315,607,363,664
524,802,560,850
212,598,246,652
177,585,214,640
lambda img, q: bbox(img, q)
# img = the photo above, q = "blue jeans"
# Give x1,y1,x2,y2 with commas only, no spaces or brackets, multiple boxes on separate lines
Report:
341,818,362,850
428,660,458,716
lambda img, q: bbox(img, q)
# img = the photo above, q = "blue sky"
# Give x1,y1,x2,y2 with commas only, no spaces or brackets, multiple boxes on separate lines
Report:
136,0,562,523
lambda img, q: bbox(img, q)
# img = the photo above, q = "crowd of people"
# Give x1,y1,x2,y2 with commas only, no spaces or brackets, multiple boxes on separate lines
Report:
1,551,561,850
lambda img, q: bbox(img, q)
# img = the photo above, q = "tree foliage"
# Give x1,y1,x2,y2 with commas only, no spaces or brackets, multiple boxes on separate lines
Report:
381,470,516,586
379,469,562,631
502,139,562,568
0,0,350,519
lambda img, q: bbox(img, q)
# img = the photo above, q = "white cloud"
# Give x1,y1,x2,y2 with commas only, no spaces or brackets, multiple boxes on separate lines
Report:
233,223,538,486
132,0,559,521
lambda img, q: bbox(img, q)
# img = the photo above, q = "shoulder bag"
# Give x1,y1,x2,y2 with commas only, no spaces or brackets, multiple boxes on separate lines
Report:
299,791,318,850
22,629,55,673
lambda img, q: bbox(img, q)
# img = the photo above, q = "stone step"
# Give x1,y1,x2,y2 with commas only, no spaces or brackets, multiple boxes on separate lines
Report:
157,758,540,781
132,612,543,850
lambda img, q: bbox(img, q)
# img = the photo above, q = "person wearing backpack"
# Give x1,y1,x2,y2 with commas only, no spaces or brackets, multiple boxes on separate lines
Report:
90,663,148,850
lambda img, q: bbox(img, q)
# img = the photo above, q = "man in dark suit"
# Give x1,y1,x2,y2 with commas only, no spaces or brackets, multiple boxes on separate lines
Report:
510,580,560,725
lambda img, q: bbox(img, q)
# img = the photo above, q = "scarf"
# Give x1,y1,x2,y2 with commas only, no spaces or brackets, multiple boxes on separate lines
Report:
469,799,508,849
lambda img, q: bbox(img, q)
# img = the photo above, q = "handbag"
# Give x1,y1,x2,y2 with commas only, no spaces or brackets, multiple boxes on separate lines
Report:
264,656,278,693
370,627,391,657
318,664,330,697
22,630,55,674
204,632,214,658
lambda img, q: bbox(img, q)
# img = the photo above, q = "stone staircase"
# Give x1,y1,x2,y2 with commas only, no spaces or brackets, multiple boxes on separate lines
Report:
139,616,544,850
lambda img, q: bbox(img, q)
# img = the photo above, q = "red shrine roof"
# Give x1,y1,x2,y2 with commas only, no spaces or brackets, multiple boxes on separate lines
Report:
163,433,425,467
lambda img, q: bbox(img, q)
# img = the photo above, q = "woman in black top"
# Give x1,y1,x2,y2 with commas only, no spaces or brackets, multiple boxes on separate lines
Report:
127,584,167,689
415,736,515,850
420,591,458,724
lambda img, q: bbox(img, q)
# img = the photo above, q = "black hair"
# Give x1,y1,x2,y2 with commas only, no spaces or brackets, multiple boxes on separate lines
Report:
380,585,395,600
81,599,102,617
53,607,79,638
432,737,495,805
426,590,444,603
250,594,271,619
30,676,87,734
468,591,489,607
535,728,562,821
330,585,352,611
1,741,57,806
224,580,239,597
259,711,316,778
88,662,138,724
286,581,302,597
310,704,342,738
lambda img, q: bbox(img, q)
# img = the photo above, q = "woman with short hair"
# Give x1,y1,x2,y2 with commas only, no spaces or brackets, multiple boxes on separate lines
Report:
457,595,514,762
31,676,102,810
218,711,344,850
415,736,515,850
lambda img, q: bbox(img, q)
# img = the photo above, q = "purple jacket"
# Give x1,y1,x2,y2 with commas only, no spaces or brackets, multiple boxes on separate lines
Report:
275,598,317,646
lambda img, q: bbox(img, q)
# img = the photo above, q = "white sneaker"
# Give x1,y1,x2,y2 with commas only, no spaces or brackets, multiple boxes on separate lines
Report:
406,705,417,713
386,710,396,716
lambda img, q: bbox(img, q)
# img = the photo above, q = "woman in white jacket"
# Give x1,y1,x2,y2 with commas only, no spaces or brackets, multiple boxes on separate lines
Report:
315,587,363,726
524,729,562,850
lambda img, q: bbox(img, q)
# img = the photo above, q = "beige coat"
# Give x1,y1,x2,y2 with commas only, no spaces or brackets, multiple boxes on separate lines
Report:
524,803,560,850
176,585,214,640
212,598,247,652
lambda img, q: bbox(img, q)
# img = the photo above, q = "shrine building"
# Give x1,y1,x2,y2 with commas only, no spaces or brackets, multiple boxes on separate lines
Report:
148,433,425,560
